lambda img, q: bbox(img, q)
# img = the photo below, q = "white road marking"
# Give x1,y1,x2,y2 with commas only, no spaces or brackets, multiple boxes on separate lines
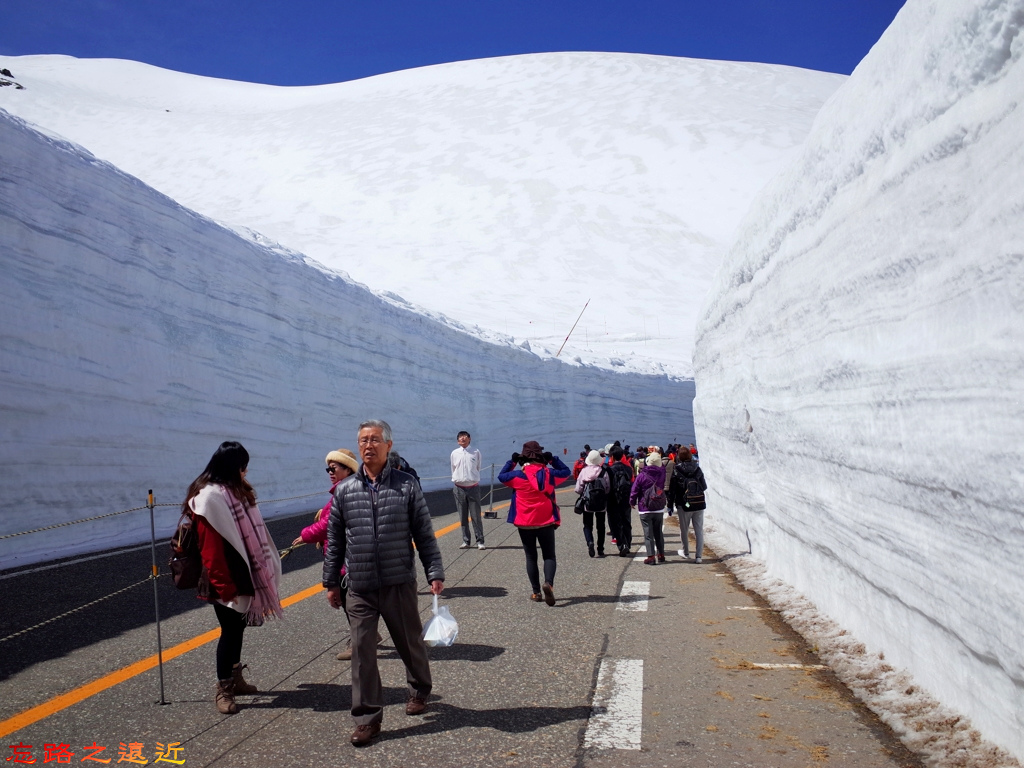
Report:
616,581,650,612
727,606,766,610
747,663,827,670
584,659,644,750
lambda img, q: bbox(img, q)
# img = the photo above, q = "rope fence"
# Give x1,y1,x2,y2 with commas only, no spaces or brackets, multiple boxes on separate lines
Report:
0,465,507,660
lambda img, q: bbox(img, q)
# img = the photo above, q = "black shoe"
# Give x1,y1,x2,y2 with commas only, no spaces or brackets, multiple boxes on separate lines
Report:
597,549,605,558
588,543,595,558
619,547,630,557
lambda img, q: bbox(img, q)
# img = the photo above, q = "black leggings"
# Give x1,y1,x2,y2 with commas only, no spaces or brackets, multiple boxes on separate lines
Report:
213,602,247,681
518,525,557,593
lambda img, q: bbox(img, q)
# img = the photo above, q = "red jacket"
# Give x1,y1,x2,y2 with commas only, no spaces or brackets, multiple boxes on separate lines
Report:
195,515,253,603
499,456,571,527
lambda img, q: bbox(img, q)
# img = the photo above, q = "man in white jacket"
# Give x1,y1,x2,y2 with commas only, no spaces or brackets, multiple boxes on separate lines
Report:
451,430,485,549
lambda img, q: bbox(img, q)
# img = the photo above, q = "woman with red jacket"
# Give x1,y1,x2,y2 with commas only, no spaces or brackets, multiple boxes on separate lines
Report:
499,441,571,606
185,441,283,715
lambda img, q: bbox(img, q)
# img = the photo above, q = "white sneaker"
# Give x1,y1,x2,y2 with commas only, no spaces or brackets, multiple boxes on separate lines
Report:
477,543,486,550
459,542,470,549
677,549,690,559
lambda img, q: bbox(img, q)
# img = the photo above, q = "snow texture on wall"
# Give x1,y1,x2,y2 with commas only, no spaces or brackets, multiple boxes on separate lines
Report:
696,0,1024,757
0,52,844,378
0,109,694,570
693,0,1024,759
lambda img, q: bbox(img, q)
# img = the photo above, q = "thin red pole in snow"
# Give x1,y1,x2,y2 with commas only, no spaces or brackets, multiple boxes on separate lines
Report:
556,299,590,358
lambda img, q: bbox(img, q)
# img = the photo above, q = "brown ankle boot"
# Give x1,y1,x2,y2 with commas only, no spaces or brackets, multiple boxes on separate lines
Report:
215,679,238,714
231,664,258,695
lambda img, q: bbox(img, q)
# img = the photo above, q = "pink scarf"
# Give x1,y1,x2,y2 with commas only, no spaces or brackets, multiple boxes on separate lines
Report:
220,487,283,626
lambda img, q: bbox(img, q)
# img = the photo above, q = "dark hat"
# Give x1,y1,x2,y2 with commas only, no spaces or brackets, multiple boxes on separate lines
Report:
521,441,545,462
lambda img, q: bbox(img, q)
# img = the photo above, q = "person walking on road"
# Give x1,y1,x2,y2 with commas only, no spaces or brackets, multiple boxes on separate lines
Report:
673,447,708,563
606,446,634,557
323,420,445,747
185,441,283,715
291,448,370,660
631,452,668,564
451,430,485,549
575,450,611,557
499,441,571,605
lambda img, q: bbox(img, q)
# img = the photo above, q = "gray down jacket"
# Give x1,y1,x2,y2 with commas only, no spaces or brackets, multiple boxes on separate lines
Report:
322,464,445,592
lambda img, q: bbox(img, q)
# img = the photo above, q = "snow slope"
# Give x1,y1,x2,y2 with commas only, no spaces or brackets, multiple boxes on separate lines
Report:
694,0,1024,760
0,109,694,569
0,52,843,378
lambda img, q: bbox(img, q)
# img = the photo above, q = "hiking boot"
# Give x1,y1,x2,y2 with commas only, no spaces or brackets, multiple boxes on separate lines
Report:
657,554,665,563
643,556,657,565
406,696,428,715
350,723,381,747
587,543,595,558
542,583,555,606
619,547,631,557
336,642,353,661
530,593,543,602
231,664,258,695
215,679,238,715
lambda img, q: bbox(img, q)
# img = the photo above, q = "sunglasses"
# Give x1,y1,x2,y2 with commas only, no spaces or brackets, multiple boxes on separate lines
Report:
326,465,345,473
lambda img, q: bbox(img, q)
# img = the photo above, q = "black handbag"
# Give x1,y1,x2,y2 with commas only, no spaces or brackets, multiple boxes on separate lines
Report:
168,512,202,589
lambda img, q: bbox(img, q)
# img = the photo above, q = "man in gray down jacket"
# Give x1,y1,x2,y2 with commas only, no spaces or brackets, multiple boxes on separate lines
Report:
324,419,445,747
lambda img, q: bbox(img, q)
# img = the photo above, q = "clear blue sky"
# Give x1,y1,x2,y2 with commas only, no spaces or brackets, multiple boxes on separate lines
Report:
1,1,907,85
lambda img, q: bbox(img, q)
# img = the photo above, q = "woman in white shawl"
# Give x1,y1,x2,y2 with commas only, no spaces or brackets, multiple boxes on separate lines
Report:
184,441,283,714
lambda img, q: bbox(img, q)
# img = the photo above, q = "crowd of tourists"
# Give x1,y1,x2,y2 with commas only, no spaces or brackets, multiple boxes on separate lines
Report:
180,425,706,747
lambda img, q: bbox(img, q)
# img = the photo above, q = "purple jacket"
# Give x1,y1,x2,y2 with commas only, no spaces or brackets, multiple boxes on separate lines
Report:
630,465,667,513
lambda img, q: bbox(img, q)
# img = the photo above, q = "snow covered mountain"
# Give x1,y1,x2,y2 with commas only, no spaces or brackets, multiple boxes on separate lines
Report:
0,52,843,378
694,0,1024,760
0,108,694,569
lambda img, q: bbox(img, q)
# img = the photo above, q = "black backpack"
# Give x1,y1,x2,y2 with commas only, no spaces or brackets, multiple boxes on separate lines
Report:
675,465,706,511
609,463,632,505
168,511,202,589
582,467,609,511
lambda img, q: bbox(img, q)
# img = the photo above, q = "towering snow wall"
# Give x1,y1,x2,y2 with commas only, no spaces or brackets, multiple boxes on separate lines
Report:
693,0,1024,759
0,109,693,570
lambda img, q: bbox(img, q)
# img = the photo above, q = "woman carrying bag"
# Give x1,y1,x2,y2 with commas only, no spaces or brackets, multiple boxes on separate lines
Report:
184,441,283,714
499,441,571,606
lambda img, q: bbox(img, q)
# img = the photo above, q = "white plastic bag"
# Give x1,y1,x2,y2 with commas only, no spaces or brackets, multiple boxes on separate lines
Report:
421,594,458,647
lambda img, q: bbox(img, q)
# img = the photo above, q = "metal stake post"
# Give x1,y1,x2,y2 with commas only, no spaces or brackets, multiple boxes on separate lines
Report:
148,490,167,705
489,463,496,518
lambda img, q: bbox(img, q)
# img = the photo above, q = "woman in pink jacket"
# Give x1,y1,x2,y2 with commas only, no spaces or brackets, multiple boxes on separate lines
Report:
291,448,359,658
499,440,572,606
575,450,612,557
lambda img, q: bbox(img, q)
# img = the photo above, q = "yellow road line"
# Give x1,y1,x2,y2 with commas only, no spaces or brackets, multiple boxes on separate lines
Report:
0,500,512,738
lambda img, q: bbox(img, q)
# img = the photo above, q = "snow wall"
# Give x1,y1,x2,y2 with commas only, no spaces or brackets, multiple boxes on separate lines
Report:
0,109,694,570
693,0,1023,759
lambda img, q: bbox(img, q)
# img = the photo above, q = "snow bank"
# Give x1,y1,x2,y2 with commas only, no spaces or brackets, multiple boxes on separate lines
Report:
0,109,693,569
694,0,1024,761
0,52,843,378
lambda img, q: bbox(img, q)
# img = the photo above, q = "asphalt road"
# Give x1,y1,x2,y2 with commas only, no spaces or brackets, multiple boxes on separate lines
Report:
0,486,923,768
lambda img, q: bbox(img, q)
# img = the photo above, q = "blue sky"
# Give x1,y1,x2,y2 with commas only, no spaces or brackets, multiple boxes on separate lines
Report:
1,1,907,86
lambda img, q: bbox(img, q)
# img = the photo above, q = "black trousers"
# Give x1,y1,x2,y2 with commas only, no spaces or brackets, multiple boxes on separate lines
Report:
607,500,632,549
518,525,557,593
213,602,247,681
582,510,607,553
